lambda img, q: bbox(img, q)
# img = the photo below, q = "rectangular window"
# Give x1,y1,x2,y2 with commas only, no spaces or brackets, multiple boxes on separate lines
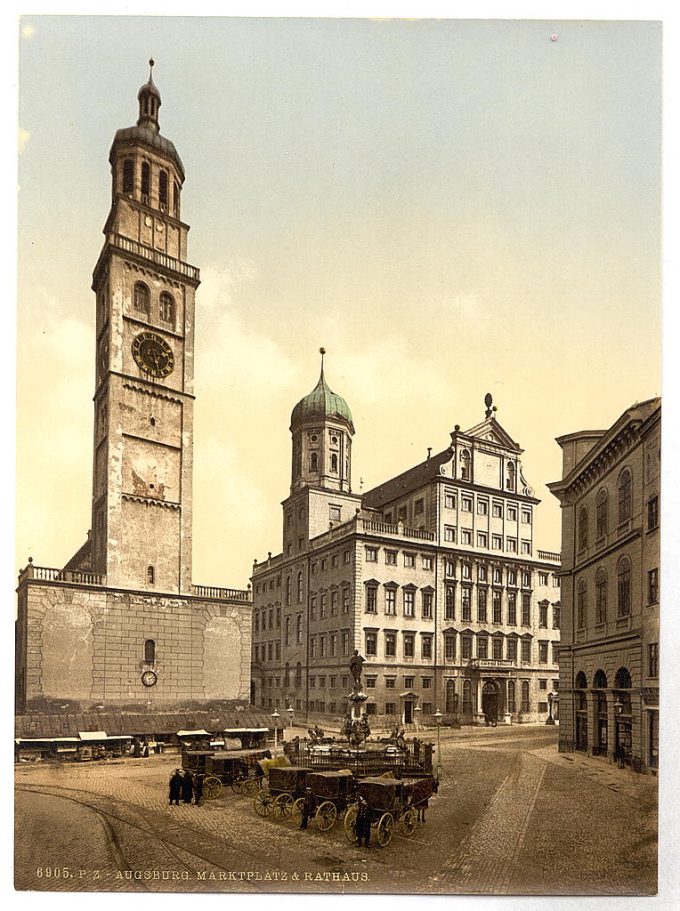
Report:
552,605,560,629
492,501,503,518
398,506,408,523
404,589,415,617
539,604,548,628
386,588,397,615
539,572,548,586
444,526,456,543
318,675,326,688
403,634,415,658
539,678,547,690
445,635,456,661
309,676,316,688
331,590,338,616
648,642,659,677
421,636,433,659
539,641,548,663
329,505,341,522
492,535,502,551
330,634,337,657
477,499,489,516
422,556,433,571
648,568,659,604
477,587,488,622
551,642,559,665
422,702,433,714
462,586,472,622
342,587,350,613
507,638,517,661
521,541,531,555
385,550,397,566
445,583,455,620
404,553,415,568
422,591,433,620
477,636,488,659
385,632,396,657
506,538,517,553
365,632,377,657
385,702,396,716
478,565,488,582
342,632,349,656
365,676,377,689
522,593,531,626
422,677,432,689
462,497,473,512
493,637,503,660
522,509,532,524
461,636,472,660
508,592,517,626
477,532,488,548
462,562,472,580
319,636,326,657
414,498,424,515
461,529,472,545
385,677,396,689
332,555,339,568
404,676,415,688
648,496,659,530
320,594,327,618
521,639,531,663
366,547,378,563
309,639,316,659
492,589,502,623
444,490,456,509
344,550,351,564
365,587,377,613
507,506,517,521
445,559,455,577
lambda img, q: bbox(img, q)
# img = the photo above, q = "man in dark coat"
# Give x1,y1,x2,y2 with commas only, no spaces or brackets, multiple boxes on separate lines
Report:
194,774,204,806
181,770,194,804
355,797,371,848
299,787,315,830
169,769,182,805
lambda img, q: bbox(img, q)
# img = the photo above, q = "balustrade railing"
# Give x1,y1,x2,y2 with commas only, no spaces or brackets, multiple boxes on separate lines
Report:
19,565,105,586
110,233,200,282
537,549,561,563
192,584,252,602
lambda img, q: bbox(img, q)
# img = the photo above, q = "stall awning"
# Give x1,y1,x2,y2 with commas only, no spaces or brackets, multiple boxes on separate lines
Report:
16,737,79,744
177,729,211,737
78,730,108,741
223,727,268,734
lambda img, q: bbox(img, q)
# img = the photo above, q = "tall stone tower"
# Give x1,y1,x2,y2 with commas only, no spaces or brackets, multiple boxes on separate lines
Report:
90,61,198,594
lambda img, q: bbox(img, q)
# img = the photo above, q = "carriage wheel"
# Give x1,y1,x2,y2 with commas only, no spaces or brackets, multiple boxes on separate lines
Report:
241,778,258,797
315,800,338,832
273,793,295,820
400,808,417,837
291,797,305,826
376,812,394,847
254,790,275,817
230,777,243,795
203,776,222,800
344,805,358,842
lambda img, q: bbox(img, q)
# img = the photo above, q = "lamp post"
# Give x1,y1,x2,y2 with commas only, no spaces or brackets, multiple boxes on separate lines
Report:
271,710,280,754
434,709,443,780
414,705,421,732
287,705,294,730
545,692,556,725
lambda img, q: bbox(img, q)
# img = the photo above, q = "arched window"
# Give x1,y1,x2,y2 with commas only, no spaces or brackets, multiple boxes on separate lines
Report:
284,661,290,688
575,671,588,689
310,451,319,472
144,639,156,662
331,453,338,473
295,661,302,688
618,469,632,523
577,579,587,629
134,282,150,314
462,679,473,714
141,161,151,203
593,669,608,689
285,576,291,606
147,565,155,585
507,679,516,713
123,158,134,194
159,292,175,326
159,169,169,210
284,616,290,646
296,615,302,645
506,461,516,491
596,489,609,539
254,610,259,633
617,557,631,617
578,507,588,550
460,449,471,481
615,667,632,689
296,571,303,603
521,680,530,712
595,569,607,624
173,181,180,217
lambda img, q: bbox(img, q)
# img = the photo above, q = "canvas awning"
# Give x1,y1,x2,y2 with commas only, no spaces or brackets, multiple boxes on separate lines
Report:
16,737,79,744
223,727,268,734
78,730,108,741
177,729,211,737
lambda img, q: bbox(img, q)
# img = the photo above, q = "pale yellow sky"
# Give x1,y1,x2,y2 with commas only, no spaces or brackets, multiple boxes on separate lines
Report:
15,17,661,589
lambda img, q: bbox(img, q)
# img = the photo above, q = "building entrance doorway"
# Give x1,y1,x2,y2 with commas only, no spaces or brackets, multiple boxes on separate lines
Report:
481,680,500,723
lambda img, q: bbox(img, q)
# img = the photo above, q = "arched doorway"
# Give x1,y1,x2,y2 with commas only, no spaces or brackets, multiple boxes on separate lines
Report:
614,667,633,764
481,680,500,723
593,669,608,756
575,671,588,751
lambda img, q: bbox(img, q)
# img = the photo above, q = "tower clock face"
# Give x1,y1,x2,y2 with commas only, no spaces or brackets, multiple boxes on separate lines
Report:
141,670,157,687
131,332,174,378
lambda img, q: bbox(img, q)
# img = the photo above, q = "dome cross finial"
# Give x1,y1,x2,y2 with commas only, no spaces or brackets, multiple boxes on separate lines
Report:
319,347,326,381
148,58,155,80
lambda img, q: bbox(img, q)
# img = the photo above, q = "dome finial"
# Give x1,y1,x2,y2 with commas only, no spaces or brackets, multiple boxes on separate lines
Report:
319,347,326,381
148,58,155,81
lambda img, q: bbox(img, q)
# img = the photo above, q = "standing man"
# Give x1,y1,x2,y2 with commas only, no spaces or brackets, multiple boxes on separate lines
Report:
299,787,315,831
355,797,371,848
168,769,182,806
181,770,195,805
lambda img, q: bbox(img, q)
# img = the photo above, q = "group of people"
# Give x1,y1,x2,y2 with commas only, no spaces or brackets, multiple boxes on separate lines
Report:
168,768,204,806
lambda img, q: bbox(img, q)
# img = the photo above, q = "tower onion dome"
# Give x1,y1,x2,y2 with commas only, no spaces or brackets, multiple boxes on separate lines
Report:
109,59,185,180
290,351,354,433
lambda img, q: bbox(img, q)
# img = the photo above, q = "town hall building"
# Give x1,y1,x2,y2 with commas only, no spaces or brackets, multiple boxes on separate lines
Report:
251,359,562,726
15,65,253,717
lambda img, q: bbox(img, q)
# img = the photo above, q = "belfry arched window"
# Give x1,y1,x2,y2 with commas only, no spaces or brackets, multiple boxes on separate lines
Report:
141,161,151,203
577,579,587,629
310,452,319,472
123,158,134,194
159,292,175,326
134,282,150,314
593,669,608,689
331,453,338,473
159,169,169,210
578,507,588,551
297,571,303,603
618,469,632,523
144,639,156,663
575,671,587,689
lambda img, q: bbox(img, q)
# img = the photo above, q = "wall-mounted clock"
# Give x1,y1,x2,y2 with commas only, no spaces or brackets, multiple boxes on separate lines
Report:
141,670,158,687
132,332,174,378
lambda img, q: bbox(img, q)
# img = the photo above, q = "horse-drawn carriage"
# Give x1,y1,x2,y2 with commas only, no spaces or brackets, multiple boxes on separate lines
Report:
182,748,271,800
253,765,309,819
302,770,356,831
343,776,436,847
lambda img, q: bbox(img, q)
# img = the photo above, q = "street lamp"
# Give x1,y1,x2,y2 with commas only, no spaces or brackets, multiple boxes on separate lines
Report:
271,710,280,754
434,709,443,780
545,692,556,725
287,705,294,729
414,705,421,732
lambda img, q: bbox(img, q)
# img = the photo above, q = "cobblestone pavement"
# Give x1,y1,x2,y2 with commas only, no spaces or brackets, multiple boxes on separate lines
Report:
15,726,657,895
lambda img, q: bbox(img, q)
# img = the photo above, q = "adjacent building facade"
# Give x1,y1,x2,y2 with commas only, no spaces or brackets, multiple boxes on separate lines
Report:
16,67,252,713
251,365,562,726
548,398,660,771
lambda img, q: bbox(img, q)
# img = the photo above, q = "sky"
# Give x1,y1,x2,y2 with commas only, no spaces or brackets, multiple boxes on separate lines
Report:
15,16,662,590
